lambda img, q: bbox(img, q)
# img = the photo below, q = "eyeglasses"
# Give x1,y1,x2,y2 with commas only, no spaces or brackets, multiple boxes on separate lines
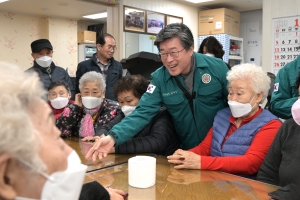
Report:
102,45,117,51
158,48,185,59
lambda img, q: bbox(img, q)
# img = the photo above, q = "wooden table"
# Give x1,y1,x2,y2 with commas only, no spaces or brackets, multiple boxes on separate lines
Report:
84,155,279,200
64,137,151,172
64,137,279,199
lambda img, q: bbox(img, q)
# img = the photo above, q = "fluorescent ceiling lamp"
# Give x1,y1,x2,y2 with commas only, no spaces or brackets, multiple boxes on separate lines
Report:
185,0,214,3
83,12,107,19
0,0,9,3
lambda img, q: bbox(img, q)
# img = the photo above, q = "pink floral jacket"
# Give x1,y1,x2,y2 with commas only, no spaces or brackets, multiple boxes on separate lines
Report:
56,99,120,137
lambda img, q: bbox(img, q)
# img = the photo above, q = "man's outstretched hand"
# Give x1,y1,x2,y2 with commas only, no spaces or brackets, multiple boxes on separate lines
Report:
85,135,115,162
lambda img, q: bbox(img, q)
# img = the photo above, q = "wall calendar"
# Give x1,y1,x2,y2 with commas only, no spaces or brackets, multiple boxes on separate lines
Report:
273,16,300,75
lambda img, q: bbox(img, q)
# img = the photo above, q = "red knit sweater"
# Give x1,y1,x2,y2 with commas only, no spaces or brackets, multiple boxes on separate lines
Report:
189,108,282,175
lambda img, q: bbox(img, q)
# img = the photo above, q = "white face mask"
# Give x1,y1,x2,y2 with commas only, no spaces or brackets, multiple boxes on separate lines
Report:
291,99,300,125
50,97,69,109
205,53,215,57
228,95,256,118
35,56,52,68
16,151,87,200
121,105,136,117
82,96,102,109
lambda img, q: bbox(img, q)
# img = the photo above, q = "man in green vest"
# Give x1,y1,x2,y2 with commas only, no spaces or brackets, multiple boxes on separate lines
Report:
269,55,300,119
86,23,229,161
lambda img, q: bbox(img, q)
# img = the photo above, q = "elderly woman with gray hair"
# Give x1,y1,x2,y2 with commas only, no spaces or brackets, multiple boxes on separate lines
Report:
0,63,125,200
168,63,282,177
56,71,120,137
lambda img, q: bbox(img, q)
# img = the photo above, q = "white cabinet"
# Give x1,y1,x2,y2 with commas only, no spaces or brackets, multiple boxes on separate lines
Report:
228,35,244,66
198,34,244,67
198,34,230,63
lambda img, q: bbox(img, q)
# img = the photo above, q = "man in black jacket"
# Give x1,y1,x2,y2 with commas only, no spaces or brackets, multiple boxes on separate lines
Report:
26,39,75,99
75,33,123,101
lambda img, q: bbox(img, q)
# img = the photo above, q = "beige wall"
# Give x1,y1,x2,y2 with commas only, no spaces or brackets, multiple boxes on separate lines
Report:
0,11,78,76
47,17,78,77
0,11,45,70
262,0,300,73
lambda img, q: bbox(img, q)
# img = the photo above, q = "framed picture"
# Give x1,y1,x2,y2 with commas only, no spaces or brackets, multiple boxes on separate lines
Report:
124,6,146,33
166,15,183,25
146,11,165,35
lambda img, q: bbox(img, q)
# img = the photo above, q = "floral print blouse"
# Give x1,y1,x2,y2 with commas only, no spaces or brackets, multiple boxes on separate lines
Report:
56,99,120,137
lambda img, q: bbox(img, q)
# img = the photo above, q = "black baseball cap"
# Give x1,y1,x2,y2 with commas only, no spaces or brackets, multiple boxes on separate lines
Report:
31,39,53,53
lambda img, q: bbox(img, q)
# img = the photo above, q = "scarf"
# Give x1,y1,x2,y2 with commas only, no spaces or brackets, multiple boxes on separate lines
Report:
79,105,101,137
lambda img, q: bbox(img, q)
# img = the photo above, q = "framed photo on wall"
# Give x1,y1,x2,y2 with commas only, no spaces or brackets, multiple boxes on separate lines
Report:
166,15,183,25
124,6,146,33
146,11,165,35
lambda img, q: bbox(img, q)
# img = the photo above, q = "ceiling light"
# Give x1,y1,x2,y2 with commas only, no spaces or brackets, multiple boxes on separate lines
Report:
185,0,214,3
0,0,9,3
83,12,107,19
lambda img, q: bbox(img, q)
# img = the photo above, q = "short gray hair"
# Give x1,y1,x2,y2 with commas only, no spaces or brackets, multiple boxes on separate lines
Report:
154,23,194,51
227,63,270,103
79,71,106,93
0,62,46,172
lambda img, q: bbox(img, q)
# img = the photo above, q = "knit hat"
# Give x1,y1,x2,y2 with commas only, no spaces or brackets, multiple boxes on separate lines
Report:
31,39,53,53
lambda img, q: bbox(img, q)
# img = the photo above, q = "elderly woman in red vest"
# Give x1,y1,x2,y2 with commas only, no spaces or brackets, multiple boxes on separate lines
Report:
168,63,282,177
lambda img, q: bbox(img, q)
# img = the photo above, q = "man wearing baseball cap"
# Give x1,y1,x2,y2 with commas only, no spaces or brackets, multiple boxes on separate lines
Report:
26,39,75,99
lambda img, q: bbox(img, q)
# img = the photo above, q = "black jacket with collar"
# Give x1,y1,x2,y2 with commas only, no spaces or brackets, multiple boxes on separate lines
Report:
75,53,123,101
26,61,75,98
96,107,180,156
